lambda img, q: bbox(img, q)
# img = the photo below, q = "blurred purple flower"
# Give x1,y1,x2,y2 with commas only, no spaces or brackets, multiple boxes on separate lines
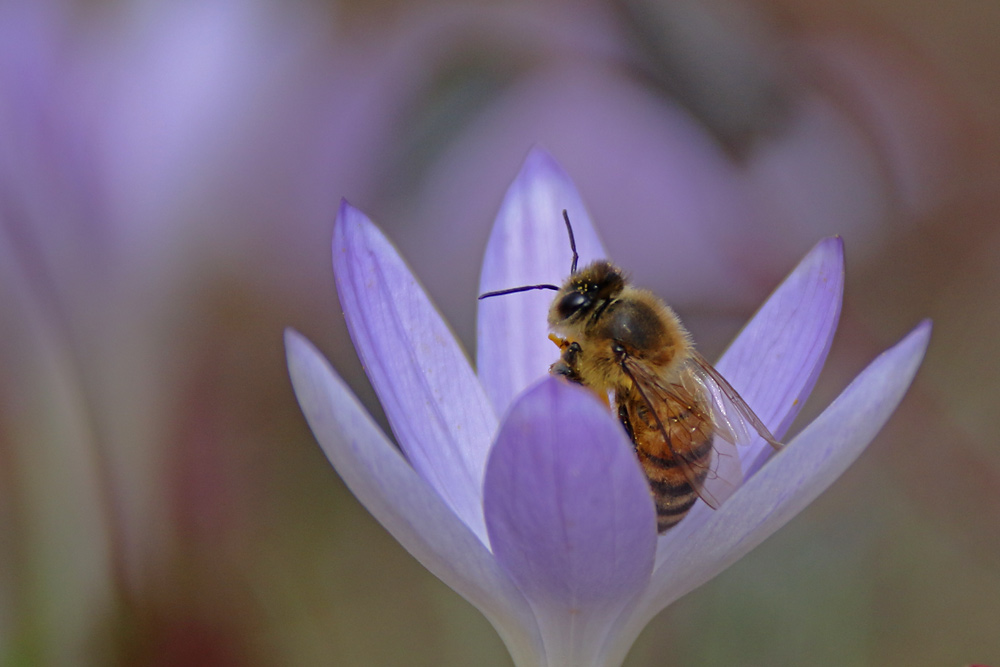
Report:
287,149,930,666
367,1,968,327
0,0,346,660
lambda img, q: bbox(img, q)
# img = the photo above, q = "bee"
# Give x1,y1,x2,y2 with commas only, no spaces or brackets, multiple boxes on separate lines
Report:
479,211,782,532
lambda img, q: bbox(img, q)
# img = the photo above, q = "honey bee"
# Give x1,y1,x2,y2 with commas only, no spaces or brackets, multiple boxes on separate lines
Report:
480,211,782,532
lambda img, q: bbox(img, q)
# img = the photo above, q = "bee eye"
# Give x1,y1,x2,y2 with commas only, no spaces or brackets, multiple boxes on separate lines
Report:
557,291,589,319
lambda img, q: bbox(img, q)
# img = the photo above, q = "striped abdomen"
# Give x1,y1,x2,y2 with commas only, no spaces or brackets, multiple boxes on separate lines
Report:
617,388,715,533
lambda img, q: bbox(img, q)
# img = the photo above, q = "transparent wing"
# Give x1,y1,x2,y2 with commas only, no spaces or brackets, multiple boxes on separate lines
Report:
618,355,743,510
682,350,783,450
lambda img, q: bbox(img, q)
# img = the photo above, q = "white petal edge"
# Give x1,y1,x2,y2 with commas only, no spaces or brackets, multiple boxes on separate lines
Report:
599,320,931,666
334,201,497,542
477,146,607,415
285,330,545,665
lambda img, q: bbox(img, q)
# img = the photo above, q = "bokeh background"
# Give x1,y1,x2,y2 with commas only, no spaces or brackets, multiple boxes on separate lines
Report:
1,0,998,664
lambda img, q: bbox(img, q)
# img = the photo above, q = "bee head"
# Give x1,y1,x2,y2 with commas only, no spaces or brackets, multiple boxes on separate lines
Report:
551,260,625,324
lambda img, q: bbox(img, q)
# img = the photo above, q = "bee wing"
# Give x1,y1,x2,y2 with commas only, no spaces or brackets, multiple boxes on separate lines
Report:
618,355,741,510
683,350,783,451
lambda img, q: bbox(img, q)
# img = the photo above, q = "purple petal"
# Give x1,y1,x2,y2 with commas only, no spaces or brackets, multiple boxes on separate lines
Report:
333,202,497,542
484,377,655,665
607,321,931,661
651,238,843,557
477,147,607,415
285,330,545,664
717,236,844,474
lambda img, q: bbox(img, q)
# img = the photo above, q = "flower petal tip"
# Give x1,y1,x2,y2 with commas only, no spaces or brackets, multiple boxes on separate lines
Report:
522,374,612,416
512,145,578,197
283,326,303,352
336,196,361,222
522,144,563,174
900,318,933,358
284,329,328,393
332,200,385,273
809,236,845,278
820,234,845,257
334,198,366,233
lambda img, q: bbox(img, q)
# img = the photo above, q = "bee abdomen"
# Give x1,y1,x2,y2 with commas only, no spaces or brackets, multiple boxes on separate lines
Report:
634,414,714,532
654,494,699,532
641,452,711,532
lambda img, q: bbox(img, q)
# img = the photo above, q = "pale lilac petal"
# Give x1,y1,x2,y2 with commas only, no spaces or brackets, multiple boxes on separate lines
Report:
484,377,655,666
717,236,845,475
603,321,931,664
333,201,497,542
652,237,843,558
477,147,607,416
285,330,544,665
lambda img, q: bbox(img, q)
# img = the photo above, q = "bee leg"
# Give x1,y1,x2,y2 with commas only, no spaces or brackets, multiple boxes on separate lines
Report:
611,343,664,424
617,401,635,445
611,342,639,442
549,340,584,384
549,340,612,408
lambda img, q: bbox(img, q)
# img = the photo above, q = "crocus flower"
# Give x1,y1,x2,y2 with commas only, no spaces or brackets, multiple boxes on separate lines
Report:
286,149,930,667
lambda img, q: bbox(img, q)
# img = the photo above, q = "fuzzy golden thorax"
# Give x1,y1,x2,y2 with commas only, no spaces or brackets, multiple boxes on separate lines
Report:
547,260,691,394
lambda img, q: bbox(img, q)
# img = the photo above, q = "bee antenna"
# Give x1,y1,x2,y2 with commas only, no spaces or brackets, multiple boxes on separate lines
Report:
562,209,579,274
477,209,578,300
478,284,560,300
